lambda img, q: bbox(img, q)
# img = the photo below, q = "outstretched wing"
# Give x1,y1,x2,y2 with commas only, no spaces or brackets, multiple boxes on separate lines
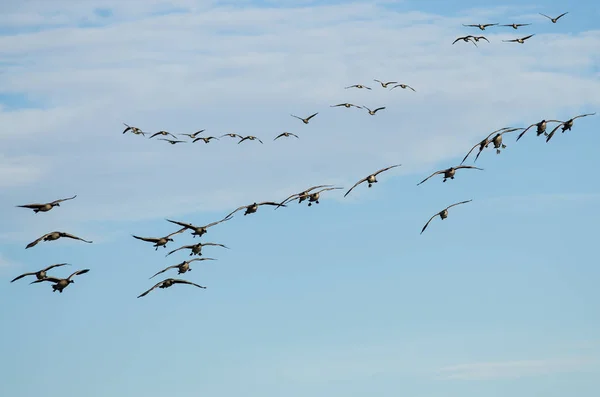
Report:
446,199,473,210
224,205,249,219
545,123,565,142
204,214,234,228
420,213,439,234
343,177,368,198
165,245,194,257
51,195,77,204
201,243,229,249
149,265,178,279
10,272,36,283
171,279,207,289
137,280,165,298
42,263,70,272
461,142,482,165
305,112,319,121
165,228,186,239
417,170,444,186
67,269,90,280
257,201,284,208
26,233,50,249
59,232,93,243
132,235,160,243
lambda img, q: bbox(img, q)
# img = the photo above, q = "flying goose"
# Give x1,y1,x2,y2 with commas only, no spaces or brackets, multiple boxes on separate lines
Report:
463,23,498,30
17,195,77,213
193,136,219,144
158,138,186,145
122,123,145,136
149,130,178,139
306,187,343,206
10,263,70,283
452,35,478,46
539,12,568,23
26,231,93,249
486,127,524,154
390,84,416,92
291,112,318,124
345,84,372,90
344,164,402,197
30,269,90,293
220,133,244,139
274,132,299,140
420,200,472,234
132,228,185,250
180,130,205,139
226,201,285,218
330,103,362,109
515,119,562,141
373,79,398,88
149,258,216,279
472,36,490,43
501,23,531,29
363,106,386,115
165,215,233,238
546,113,596,142
460,127,515,164
417,165,483,185
503,34,535,43
238,135,263,144
137,278,206,298
165,242,229,257
275,185,335,209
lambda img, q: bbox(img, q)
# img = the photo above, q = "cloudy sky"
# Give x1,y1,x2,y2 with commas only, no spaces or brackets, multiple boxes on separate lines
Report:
1,1,599,396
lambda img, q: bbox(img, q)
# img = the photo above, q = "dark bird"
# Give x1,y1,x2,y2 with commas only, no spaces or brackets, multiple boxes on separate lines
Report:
122,123,145,136
226,201,285,218
363,106,386,115
503,34,535,43
17,195,77,213
149,258,217,279
539,12,568,23
472,36,490,43
30,269,90,293
149,130,178,139
546,113,596,143
501,23,531,29
345,84,372,90
463,23,498,30
137,278,206,298
26,231,92,249
180,130,205,139
193,136,219,144
10,263,70,283
166,242,229,257
344,165,402,197
420,200,472,234
275,185,335,209
461,127,514,164
374,79,398,88
291,112,318,124
220,133,244,140
516,119,563,141
485,128,523,154
165,215,233,238
158,138,186,145
330,103,362,109
238,135,263,144
132,228,185,250
390,83,416,92
462,128,523,164
417,165,483,185
305,187,343,206
274,132,299,140
452,35,478,46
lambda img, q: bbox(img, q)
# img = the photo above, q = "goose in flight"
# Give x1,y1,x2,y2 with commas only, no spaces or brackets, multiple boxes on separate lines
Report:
345,84,372,90
180,130,205,139
137,278,206,298
226,201,285,218
291,112,318,124
238,135,263,144
546,113,596,143
486,127,523,154
17,195,77,213
344,165,402,197
10,263,70,283
503,34,535,44
306,187,343,206
462,23,498,30
417,165,483,185
193,136,219,144
132,228,185,250
149,258,216,279
158,138,186,145
539,12,568,23
275,184,335,209
390,84,416,92
220,133,244,140
122,123,146,136
452,35,478,46
472,36,489,43
149,130,178,139
165,215,233,238
373,79,398,88
26,231,93,249
165,242,229,257
330,103,362,109
274,132,299,140
363,106,386,116
421,200,472,234
501,23,531,29
516,119,562,141
460,127,515,164
30,269,90,293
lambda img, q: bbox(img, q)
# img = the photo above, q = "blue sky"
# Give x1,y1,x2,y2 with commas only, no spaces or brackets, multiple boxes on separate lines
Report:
1,1,600,396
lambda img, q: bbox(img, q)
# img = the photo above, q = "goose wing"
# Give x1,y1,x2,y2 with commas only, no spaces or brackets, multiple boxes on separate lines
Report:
149,265,178,279
257,201,284,208
204,215,234,228
58,232,93,243
446,200,473,210
372,107,386,113
417,170,444,186
343,177,368,198
572,112,596,121
555,12,569,20
539,13,552,20
305,112,319,121
420,213,439,234
224,205,249,219
31,276,62,284
148,132,163,139
137,280,166,298
51,195,77,204
10,271,37,283
16,203,44,209
165,228,186,239
67,269,90,280
42,263,70,272
461,142,483,165
132,235,161,243
373,164,402,177
545,123,565,142
189,258,217,263
200,242,229,249
455,165,484,171
165,244,195,257
165,219,194,229
171,279,207,289
26,233,51,249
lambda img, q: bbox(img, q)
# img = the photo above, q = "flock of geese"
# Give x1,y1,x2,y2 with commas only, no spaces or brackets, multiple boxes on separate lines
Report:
8,9,597,299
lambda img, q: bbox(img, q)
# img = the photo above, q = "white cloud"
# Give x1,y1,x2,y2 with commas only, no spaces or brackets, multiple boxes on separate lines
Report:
0,2,599,232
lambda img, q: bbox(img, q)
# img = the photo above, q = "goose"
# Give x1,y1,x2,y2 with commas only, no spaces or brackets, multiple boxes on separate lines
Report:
10,263,70,283
137,278,206,298
330,103,362,109
546,113,596,143
363,106,386,115
390,84,416,92
17,195,77,213
193,136,219,144
165,215,233,238
180,130,205,139
274,132,299,140
503,34,535,44
373,79,398,88
421,200,472,234
158,138,186,145
122,123,145,136
501,23,531,29
226,201,285,218
472,36,490,43
165,242,229,257
220,133,244,140
149,258,216,279
149,130,178,139
238,135,263,144
275,184,335,209
132,228,185,250
344,164,402,197
26,231,93,249
539,12,568,23
417,165,483,185
30,269,90,293
486,127,523,154
290,112,318,124
516,119,562,141
306,187,343,206
463,23,498,30
460,127,515,164
452,35,477,46
345,84,372,90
